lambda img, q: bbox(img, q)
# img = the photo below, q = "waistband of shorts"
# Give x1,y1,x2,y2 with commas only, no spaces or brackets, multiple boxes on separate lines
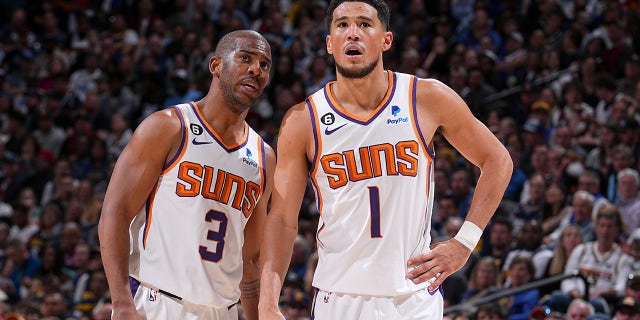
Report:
129,276,239,309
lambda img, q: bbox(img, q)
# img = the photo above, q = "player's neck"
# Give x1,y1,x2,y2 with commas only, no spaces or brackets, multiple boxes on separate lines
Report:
332,69,390,113
195,98,247,144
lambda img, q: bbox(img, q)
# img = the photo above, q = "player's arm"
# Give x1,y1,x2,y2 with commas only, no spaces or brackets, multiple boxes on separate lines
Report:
258,103,312,318
407,79,512,290
240,143,276,320
98,109,180,319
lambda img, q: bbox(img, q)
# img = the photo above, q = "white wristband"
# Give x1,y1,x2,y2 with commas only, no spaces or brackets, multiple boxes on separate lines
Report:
454,221,483,251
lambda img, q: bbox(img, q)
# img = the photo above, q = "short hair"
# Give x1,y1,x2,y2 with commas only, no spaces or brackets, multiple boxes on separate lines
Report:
214,30,267,59
567,298,594,315
510,256,536,276
573,190,595,205
618,168,640,185
595,203,624,230
491,216,514,232
326,0,391,32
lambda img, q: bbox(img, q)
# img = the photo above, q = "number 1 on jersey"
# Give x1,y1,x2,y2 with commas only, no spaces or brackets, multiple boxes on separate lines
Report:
368,186,382,238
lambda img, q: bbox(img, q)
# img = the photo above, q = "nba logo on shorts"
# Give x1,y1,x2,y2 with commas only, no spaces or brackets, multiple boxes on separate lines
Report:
323,292,332,303
149,289,158,302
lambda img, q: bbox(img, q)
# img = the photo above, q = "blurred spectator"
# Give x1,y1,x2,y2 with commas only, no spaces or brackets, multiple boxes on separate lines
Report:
560,204,632,313
513,174,546,233
545,190,594,250
461,256,502,303
502,221,552,281
0,153,24,205
40,158,72,207
625,229,640,271
74,137,110,186
593,74,621,125
103,113,132,160
541,183,568,235
615,169,640,232
7,204,38,245
612,296,639,320
72,269,108,318
576,170,611,219
66,53,103,107
97,72,140,125
75,179,103,227
32,113,65,159
162,68,203,108
542,225,586,300
304,55,334,96
566,298,595,320
2,239,41,302
585,124,618,175
450,168,475,219
39,291,70,318
480,217,514,270
502,257,539,320
602,145,633,204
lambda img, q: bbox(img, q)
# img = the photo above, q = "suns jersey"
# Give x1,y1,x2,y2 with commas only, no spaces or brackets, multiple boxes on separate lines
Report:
129,102,267,307
308,71,435,296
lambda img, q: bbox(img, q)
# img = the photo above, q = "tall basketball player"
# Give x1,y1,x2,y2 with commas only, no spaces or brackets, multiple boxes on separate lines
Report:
259,1,512,319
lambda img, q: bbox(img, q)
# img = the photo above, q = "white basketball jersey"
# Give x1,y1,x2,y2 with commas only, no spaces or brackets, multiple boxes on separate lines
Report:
308,71,435,296
129,102,267,307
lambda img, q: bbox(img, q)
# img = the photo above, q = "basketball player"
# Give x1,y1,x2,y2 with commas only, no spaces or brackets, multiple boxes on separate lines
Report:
98,30,275,320
258,1,512,319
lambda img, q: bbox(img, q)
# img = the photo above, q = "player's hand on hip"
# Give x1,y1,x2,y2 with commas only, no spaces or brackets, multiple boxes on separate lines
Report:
405,239,471,291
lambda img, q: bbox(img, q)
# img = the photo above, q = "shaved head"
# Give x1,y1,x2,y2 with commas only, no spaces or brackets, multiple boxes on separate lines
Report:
215,30,269,59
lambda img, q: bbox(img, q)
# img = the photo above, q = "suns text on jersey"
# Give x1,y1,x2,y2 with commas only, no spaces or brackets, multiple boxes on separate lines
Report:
320,140,419,189
175,161,261,217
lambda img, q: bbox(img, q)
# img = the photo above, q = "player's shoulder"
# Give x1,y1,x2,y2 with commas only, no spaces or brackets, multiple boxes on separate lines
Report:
132,107,182,143
414,77,453,96
414,77,467,113
281,99,312,127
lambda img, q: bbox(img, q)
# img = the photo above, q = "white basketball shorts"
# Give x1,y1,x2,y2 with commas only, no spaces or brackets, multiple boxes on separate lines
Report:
311,287,443,320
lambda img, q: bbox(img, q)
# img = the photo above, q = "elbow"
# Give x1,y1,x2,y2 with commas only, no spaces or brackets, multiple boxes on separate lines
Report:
500,152,514,176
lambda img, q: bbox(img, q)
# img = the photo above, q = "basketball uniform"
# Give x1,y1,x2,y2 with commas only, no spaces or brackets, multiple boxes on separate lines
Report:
307,71,439,315
129,102,267,311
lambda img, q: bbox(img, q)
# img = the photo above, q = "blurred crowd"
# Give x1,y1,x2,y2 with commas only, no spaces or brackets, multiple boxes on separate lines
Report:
0,0,639,319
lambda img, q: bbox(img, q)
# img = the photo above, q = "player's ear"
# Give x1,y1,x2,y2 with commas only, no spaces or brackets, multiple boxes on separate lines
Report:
381,31,393,52
326,34,334,55
209,56,222,77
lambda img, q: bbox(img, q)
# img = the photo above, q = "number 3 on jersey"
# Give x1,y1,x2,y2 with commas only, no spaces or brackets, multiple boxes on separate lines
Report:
199,210,228,262
368,186,382,238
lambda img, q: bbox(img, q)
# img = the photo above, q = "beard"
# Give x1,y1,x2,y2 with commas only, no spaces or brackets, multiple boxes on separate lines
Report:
220,73,257,114
335,57,379,79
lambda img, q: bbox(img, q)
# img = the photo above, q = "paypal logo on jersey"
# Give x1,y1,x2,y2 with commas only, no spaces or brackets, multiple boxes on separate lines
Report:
386,105,408,125
392,105,401,117
242,148,258,168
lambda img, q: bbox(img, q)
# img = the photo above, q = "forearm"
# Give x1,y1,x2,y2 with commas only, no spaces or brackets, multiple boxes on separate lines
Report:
259,216,298,311
98,211,135,308
240,261,260,320
465,155,512,229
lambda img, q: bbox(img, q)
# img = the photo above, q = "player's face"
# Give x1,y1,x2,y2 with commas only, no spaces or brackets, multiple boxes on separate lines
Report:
219,37,272,113
326,2,392,79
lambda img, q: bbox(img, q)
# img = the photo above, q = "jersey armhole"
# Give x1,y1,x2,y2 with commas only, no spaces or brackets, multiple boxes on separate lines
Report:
162,105,188,173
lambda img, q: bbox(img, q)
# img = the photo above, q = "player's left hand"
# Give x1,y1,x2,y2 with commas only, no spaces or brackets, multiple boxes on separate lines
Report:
405,238,471,291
